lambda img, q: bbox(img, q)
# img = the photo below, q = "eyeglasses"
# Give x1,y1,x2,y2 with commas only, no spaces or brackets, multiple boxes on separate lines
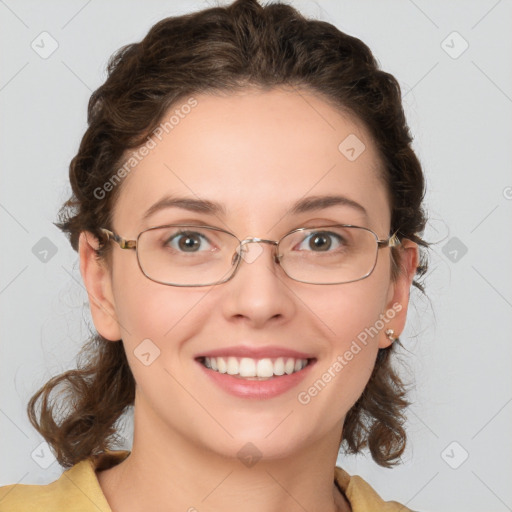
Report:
99,224,401,287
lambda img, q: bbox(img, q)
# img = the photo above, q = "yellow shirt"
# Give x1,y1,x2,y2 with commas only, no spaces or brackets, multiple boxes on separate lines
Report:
0,450,411,511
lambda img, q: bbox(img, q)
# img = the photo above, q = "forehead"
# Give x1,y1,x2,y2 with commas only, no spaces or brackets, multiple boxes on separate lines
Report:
112,87,391,236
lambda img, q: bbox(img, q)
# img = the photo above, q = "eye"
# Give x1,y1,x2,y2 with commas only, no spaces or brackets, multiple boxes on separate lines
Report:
295,230,345,252
165,230,214,253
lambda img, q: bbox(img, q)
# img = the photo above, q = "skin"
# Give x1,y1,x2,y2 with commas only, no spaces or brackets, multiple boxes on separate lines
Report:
79,87,418,512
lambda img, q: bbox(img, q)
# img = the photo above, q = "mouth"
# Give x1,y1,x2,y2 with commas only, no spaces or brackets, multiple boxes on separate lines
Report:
197,356,314,380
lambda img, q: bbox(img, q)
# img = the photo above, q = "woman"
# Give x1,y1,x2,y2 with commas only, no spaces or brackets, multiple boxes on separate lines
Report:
0,0,428,510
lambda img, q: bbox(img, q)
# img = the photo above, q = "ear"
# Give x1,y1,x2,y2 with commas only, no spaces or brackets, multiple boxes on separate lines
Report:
78,231,122,341
378,239,419,348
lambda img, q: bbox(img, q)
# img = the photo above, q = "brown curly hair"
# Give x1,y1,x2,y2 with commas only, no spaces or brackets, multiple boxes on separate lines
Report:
27,0,428,469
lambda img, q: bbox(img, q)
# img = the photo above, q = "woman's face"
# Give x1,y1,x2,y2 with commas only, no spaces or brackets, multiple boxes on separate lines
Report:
81,87,417,460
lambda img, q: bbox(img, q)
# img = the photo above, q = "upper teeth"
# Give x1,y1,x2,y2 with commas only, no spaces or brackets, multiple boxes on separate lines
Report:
203,357,308,378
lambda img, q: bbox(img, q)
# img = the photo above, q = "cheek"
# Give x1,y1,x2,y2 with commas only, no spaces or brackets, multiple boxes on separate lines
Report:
297,270,391,411
110,255,207,350
314,266,391,347
111,278,212,402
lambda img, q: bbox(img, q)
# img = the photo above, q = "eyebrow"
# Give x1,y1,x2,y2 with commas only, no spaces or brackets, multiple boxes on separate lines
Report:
289,194,367,218
142,193,368,221
142,195,226,220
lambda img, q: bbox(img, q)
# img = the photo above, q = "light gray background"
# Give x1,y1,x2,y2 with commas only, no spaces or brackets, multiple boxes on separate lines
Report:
1,1,511,511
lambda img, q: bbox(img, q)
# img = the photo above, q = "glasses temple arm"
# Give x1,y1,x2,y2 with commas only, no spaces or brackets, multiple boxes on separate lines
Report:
99,228,136,250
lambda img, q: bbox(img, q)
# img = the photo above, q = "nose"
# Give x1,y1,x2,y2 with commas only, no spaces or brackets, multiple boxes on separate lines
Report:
221,238,295,328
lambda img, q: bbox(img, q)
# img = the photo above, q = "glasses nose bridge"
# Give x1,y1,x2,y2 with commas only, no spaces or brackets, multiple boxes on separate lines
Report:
239,236,278,247
237,236,281,262
239,236,279,253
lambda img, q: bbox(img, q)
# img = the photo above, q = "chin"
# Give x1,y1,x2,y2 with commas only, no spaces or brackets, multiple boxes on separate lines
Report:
198,419,316,463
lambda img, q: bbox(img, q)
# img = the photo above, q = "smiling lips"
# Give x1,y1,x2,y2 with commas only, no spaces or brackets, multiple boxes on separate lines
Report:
195,345,316,398
197,345,315,379
202,356,309,379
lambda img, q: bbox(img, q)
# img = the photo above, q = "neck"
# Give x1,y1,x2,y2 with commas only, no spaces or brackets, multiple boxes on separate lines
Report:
97,396,351,512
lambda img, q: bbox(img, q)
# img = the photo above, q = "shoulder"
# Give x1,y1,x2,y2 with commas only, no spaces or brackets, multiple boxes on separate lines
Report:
0,450,130,512
334,466,414,512
0,459,95,512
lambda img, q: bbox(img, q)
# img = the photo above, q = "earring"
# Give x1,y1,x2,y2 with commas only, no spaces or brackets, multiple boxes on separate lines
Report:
385,329,396,342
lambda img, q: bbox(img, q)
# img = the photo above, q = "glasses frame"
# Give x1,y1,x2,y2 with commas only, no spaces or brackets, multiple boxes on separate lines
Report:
99,224,401,287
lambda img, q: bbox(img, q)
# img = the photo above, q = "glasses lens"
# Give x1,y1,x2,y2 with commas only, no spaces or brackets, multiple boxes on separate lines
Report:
137,225,239,286
136,225,380,286
278,226,379,284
